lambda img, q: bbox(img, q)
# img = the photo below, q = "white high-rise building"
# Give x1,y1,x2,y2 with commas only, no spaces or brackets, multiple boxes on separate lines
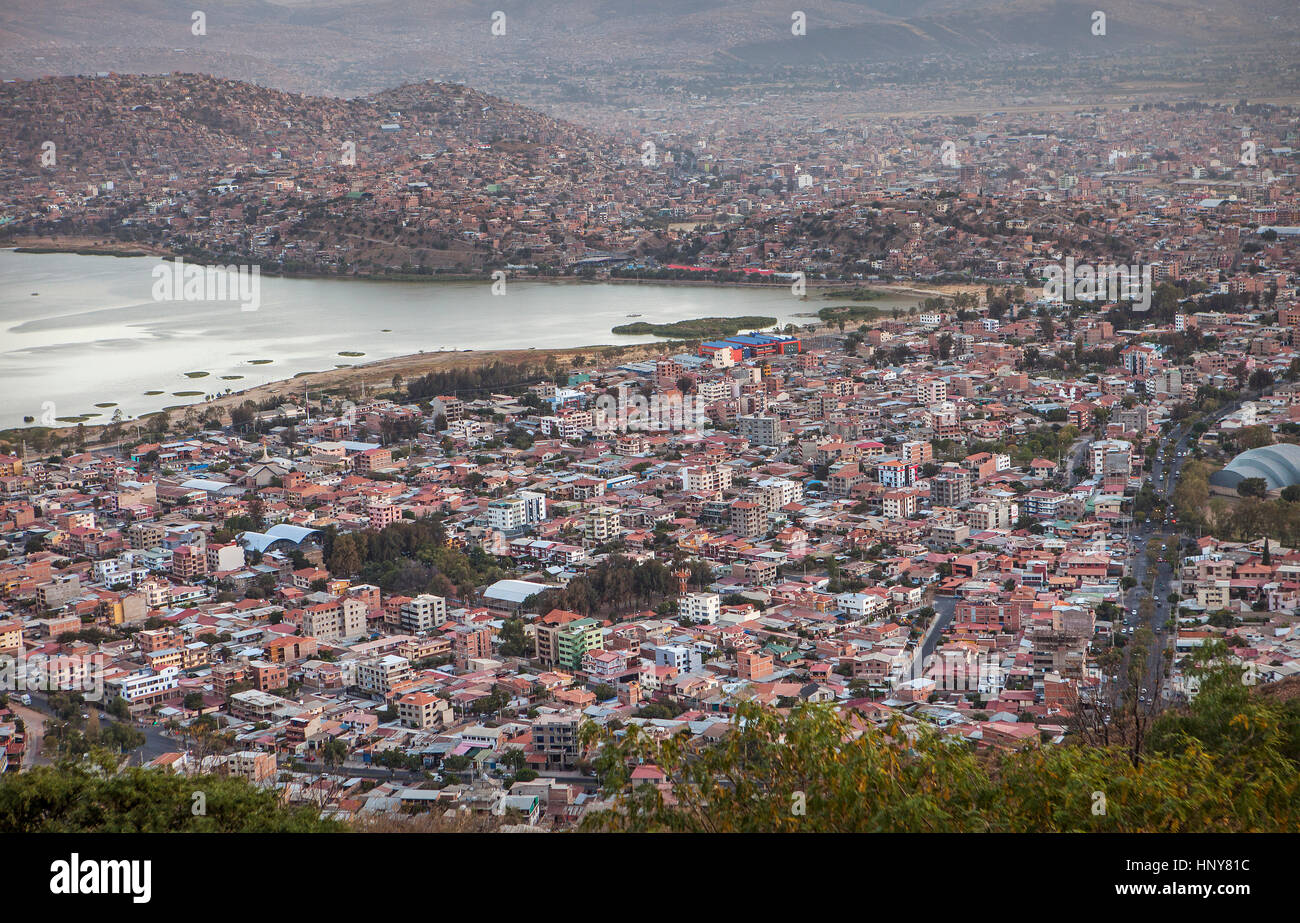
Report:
681,592,721,624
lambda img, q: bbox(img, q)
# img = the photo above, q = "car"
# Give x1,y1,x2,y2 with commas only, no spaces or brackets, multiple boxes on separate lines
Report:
1131,608,1137,616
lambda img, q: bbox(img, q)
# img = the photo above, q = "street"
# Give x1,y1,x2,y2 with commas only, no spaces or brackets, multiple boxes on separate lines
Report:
14,690,178,766
1117,395,1249,707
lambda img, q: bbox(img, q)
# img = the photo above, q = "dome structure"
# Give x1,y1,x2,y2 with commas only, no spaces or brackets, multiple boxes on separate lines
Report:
237,523,322,554
1208,443,1300,492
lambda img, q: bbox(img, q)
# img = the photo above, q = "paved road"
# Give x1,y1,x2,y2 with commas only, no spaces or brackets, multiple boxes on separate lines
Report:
8,700,49,769
332,761,427,783
18,690,177,765
1067,436,1093,487
892,595,955,686
1117,395,1252,706
921,596,956,662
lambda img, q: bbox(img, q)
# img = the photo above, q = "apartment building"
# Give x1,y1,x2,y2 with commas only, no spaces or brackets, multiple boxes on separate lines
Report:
729,500,764,537
583,506,622,547
680,592,721,624
653,643,702,673
0,619,22,654
533,609,583,665
556,618,604,671
837,591,889,621
681,464,733,493
969,499,1016,531
224,750,277,784
882,489,919,520
399,594,447,634
397,691,451,729
354,447,392,474
36,574,82,611
930,469,972,506
303,597,369,642
357,655,413,696
916,378,948,404
452,624,493,668
487,496,530,534
531,714,583,769
755,476,803,508
737,648,774,680
877,459,918,488
108,666,180,706
205,542,245,573
737,414,784,447
1091,439,1134,477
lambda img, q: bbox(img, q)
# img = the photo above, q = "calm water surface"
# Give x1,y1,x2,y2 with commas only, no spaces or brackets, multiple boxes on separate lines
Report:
0,250,916,429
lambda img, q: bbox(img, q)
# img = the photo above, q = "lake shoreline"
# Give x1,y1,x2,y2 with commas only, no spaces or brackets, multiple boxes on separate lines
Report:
0,238,978,298
0,246,964,441
0,340,697,446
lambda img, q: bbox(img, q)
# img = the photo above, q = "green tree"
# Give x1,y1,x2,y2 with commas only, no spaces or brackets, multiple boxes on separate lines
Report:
320,739,349,770
328,533,362,577
498,618,529,657
0,750,343,832
1237,477,1268,499
581,676,1300,833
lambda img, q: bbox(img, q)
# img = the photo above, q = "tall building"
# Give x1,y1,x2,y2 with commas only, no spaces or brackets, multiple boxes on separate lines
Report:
681,592,721,624
584,506,622,547
877,459,918,489
357,655,412,695
556,618,604,670
531,714,583,769
737,414,783,447
399,594,447,634
487,497,529,534
931,468,972,506
729,500,764,537
452,624,494,669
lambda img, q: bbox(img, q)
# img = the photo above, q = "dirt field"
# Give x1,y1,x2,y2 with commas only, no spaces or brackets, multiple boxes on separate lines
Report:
7,235,169,257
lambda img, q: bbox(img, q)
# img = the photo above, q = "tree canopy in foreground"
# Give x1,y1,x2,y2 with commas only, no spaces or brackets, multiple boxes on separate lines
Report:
0,751,342,833
581,658,1300,833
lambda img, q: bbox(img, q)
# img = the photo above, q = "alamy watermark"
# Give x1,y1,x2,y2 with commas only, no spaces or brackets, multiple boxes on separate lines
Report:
1,651,108,701
1042,257,1152,311
890,649,1006,693
151,257,261,312
50,853,151,903
593,391,707,433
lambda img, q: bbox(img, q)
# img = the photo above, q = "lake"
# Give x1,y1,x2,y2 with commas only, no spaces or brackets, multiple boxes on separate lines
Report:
0,250,917,429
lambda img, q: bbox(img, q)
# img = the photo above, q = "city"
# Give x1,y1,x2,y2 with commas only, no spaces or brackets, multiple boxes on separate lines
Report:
0,0,1296,887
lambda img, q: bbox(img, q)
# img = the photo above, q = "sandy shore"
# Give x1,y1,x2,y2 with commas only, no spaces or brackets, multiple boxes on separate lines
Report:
8,235,170,257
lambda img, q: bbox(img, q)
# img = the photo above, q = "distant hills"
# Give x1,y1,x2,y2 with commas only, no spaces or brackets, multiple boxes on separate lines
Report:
2,0,1297,97
0,73,614,170
0,73,644,272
